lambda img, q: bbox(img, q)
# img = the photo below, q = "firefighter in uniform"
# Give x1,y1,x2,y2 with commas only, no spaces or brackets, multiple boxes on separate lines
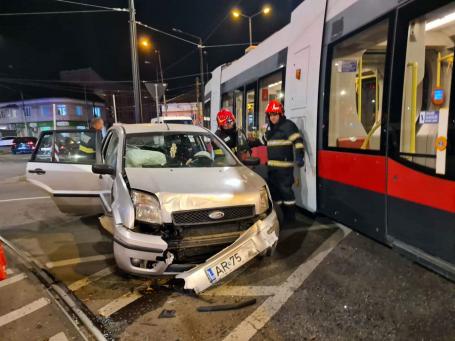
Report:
215,109,240,153
262,100,305,223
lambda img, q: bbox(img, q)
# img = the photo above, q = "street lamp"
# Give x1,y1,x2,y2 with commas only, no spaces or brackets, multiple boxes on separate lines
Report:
139,36,152,50
231,5,272,47
172,27,205,120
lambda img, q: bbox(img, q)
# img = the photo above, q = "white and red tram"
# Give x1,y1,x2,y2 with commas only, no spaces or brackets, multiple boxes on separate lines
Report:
205,0,455,279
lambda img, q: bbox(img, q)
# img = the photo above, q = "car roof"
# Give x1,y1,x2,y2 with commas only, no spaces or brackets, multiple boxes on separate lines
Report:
152,116,192,120
114,123,207,134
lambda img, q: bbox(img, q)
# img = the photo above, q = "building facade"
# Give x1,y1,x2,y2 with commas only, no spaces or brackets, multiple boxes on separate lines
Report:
0,97,105,137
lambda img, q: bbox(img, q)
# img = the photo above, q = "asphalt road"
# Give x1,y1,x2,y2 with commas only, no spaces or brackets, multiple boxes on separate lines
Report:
0,153,454,341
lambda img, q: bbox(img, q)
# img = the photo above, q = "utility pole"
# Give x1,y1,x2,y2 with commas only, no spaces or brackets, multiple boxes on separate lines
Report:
20,91,28,136
156,50,167,115
171,28,205,117
128,0,143,123
195,77,201,124
198,38,205,119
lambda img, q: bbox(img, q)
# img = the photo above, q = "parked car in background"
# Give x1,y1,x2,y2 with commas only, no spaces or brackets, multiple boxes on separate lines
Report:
0,136,16,148
11,137,37,154
151,116,193,125
26,124,278,293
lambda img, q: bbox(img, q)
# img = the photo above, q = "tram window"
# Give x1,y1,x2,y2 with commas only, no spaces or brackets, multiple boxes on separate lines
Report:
234,89,243,129
203,100,211,129
221,92,234,113
246,88,257,134
259,72,284,135
399,3,455,176
328,20,389,150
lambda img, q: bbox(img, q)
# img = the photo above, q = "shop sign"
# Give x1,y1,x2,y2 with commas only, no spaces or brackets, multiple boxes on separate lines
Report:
57,121,69,127
419,111,439,124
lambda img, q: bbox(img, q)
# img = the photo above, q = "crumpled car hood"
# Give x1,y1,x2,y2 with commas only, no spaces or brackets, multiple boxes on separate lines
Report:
125,166,266,222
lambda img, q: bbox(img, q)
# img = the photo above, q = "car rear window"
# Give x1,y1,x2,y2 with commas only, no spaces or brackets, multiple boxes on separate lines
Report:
13,137,37,143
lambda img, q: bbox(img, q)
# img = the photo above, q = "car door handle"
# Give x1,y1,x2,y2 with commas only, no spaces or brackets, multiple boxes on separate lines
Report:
28,168,46,175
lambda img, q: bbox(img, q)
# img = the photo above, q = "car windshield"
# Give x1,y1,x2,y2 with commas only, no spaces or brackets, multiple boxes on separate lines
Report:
125,132,239,168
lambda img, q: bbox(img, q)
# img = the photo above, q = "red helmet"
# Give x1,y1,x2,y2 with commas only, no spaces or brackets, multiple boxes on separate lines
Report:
265,100,284,115
217,109,235,128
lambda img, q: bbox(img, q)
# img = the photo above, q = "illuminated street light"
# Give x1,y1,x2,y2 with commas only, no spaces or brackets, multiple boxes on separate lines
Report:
139,36,152,49
231,5,272,47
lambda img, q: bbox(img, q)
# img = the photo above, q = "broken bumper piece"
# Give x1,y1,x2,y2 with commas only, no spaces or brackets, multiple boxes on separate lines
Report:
176,209,279,294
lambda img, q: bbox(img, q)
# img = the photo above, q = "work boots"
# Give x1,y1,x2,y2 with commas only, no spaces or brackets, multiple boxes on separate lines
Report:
282,204,296,226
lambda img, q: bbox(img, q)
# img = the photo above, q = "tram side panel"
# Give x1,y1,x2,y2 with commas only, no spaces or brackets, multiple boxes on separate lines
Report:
285,0,328,213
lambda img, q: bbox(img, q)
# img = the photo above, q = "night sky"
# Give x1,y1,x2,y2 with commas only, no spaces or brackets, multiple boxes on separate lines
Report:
0,0,303,100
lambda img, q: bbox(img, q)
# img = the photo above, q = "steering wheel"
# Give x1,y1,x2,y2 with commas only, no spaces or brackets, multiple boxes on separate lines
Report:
186,151,213,166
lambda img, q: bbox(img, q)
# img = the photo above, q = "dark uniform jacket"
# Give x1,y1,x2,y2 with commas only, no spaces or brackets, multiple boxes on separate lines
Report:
263,117,304,168
215,127,239,150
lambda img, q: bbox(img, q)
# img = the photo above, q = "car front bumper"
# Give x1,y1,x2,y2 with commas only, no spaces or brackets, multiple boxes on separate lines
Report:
113,209,279,293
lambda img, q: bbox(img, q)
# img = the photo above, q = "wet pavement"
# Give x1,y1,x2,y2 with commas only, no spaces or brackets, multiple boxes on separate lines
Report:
1,153,454,340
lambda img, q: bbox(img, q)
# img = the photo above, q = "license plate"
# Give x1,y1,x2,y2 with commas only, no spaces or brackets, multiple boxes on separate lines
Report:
205,244,252,283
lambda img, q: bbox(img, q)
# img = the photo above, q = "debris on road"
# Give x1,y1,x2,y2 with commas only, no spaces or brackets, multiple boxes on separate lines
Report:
158,309,176,318
196,298,257,312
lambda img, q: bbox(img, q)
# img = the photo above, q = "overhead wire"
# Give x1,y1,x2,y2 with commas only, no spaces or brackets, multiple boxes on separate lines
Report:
0,9,118,16
51,0,128,12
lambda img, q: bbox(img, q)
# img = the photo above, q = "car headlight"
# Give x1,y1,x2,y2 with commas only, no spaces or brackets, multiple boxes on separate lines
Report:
131,190,162,225
258,186,270,214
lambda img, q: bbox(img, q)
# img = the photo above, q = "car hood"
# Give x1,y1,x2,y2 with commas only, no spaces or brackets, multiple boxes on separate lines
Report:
125,166,267,221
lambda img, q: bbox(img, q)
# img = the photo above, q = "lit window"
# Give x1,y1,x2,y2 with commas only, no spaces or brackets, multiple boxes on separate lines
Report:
57,104,67,116
327,20,389,150
41,105,51,116
93,107,101,117
75,106,83,116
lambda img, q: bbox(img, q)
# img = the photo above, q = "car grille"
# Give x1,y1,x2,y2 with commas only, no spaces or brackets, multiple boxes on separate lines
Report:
172,205,255,226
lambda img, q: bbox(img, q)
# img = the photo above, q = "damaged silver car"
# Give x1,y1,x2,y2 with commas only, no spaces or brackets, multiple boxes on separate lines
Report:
26,124,279,293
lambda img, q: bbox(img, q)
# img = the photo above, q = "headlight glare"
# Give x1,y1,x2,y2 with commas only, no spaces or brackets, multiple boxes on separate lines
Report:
131,190,162,224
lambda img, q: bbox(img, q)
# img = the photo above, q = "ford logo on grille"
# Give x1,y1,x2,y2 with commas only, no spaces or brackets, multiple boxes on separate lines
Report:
208,210,225,220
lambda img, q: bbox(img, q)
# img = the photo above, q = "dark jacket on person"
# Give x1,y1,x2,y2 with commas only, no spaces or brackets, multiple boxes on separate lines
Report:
263,116,304,168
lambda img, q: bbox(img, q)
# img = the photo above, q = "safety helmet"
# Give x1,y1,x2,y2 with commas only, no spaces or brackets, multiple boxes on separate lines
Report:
265,100,284,116
216,109,235,128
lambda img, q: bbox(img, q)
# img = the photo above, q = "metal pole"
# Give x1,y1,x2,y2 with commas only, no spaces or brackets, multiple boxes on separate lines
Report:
198,38,205,118
52,103,57,130
154,84,160,121
20,91,28,136
157,51,167,115
128,0,143,123
112,94,118,123
248,17,252,47
195,77,201,124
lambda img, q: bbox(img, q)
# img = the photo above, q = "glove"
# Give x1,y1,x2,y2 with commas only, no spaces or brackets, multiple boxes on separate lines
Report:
295,156,305,168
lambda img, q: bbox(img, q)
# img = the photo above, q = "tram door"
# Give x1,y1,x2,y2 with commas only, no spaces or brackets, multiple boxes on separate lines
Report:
387,0,455,268
319,17,393,243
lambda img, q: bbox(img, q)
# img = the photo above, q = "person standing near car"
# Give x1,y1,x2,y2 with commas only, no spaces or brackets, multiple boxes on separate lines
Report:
215,109,240,153
261,100,305,223
79,117,104,157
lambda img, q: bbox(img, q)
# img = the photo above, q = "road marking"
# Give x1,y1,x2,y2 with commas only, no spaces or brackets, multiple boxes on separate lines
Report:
68,267,114,291
49,332,69,341
0,196,49,203
0,297,50,327
203,285,278,297
223,226,351,341
0,272,27,289
98,291,143,317
45,254,114,269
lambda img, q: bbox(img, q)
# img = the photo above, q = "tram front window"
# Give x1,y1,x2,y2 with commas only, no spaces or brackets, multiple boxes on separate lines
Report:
328,20,389,150
400,3,455,176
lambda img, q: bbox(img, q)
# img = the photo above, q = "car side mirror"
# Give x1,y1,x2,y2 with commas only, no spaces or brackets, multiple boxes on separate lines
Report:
92,164,115,175
242,157,260,166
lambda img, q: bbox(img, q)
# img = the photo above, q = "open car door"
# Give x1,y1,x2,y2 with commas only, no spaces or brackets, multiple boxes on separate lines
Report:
26,129,106,216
